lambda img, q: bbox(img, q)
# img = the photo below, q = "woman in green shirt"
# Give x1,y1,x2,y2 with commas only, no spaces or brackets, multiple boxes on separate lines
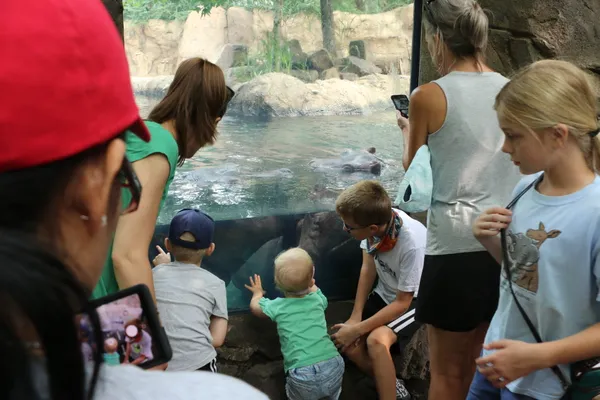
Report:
92,57,234,300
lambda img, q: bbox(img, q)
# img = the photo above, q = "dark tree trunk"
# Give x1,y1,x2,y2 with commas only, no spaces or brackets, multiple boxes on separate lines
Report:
101,0,124,41
320,0,337,55
272,0,284,71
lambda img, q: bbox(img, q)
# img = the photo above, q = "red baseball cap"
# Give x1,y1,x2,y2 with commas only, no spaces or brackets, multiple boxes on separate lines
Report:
0,0,150,173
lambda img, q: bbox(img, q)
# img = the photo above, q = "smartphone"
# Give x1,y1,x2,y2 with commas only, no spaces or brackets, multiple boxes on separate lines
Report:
391,94,409,118
79,284,172,369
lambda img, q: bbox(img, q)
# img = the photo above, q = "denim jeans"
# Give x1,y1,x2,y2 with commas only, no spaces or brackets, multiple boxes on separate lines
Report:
467,370,537,400
285,355,345,400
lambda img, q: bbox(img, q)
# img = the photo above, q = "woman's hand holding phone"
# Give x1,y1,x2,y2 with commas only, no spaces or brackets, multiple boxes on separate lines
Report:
396,110,410,132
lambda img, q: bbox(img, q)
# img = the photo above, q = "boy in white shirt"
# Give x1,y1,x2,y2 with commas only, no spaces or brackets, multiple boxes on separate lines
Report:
331,180,426,400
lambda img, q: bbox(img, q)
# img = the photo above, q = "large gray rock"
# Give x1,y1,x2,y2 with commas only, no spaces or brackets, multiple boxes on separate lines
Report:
341,56,383,77
224,66,254,90
287,39,309,69
321,67,341,80
340,72,359,81
130,75,174,117
308,49,334,72
227,72,410,118
288,69,319,83
215,43,248,70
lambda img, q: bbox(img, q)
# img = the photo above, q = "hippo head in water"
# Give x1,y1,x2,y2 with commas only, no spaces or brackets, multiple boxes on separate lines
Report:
309,148,383,175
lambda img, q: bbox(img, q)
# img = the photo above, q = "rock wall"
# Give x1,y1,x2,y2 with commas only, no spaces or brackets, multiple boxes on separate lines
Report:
125,5,414,76
132,72,410,118
418,0,600,95
219,301,430,400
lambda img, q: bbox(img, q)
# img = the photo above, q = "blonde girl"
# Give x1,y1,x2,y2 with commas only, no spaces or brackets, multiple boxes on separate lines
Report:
471,60,600,399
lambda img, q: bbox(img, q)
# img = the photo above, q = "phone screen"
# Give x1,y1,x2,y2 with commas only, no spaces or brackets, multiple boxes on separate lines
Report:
79,286,171,369
391,95,409,117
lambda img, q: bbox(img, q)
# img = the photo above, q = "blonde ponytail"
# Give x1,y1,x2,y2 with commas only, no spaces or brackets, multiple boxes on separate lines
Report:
495,60,600,173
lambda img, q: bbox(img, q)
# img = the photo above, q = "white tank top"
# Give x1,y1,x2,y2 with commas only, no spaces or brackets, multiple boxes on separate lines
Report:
426,71,521,255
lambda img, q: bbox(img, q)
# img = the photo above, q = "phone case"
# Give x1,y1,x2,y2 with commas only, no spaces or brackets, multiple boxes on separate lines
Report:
88,284,173,370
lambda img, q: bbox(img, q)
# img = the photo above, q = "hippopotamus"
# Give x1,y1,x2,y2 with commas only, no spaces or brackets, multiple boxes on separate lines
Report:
230,211,362,303
297,211,362,301
309,148,384,175
251,168,293,179
149,210,363,310
182,164,293,187
183,163,241,186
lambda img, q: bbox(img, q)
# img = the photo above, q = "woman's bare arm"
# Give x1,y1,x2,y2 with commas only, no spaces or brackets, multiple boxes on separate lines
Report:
112,154,170,302
401,83,447,170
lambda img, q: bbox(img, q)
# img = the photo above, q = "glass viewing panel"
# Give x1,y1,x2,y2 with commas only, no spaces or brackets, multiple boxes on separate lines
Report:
125,0,414,311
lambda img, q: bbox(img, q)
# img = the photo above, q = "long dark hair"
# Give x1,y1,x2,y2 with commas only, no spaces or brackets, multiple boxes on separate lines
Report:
148,57,230,166
0,140,119,400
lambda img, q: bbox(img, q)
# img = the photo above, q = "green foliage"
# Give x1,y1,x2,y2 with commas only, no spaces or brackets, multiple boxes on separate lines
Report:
333,0,412,13
124,0,228,22
234,34,295,82
124,0,413,22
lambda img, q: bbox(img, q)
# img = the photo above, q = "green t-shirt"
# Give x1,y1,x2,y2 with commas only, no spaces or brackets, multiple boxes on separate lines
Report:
258,289,340,372
91,121,178,299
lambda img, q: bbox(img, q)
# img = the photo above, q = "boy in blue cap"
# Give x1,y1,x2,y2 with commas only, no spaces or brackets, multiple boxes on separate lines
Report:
152,208,227,372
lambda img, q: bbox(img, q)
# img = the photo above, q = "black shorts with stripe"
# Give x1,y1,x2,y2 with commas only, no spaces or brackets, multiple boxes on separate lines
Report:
362,292,421,353
196,357,218,373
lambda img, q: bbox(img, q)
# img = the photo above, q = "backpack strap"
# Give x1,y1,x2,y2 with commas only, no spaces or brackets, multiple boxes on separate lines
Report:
500,174,570,390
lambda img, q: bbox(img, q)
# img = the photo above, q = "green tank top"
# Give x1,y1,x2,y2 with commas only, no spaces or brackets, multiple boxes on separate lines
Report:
91,121,178,299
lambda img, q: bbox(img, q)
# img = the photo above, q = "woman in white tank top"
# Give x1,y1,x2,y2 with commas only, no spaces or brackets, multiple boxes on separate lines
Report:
396,1,521,399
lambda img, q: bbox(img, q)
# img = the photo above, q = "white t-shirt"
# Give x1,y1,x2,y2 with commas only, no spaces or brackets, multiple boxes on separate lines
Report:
360,209,427,304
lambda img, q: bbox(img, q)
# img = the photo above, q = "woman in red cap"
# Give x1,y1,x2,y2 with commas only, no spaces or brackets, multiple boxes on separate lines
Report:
92,57,234,301
0,0,264,399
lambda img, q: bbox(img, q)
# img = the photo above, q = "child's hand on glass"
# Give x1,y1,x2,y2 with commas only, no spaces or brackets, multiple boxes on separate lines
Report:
244,274,265,297
152,245,171,266
473,207,512,239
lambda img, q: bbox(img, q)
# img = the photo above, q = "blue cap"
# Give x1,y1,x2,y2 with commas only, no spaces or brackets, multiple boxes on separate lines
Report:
168,209,215,250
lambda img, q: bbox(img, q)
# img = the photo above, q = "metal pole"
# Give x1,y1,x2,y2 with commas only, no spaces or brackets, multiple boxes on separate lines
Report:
410,0,423,93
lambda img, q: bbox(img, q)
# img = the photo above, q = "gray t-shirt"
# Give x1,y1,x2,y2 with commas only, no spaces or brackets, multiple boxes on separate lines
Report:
33,362,267,400
427,71,521,255
153,262,228,371
95,365,267,399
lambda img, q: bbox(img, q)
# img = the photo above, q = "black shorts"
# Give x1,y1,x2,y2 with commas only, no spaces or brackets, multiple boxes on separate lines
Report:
196,357,218,373
415,251,500,332
362,292,421,353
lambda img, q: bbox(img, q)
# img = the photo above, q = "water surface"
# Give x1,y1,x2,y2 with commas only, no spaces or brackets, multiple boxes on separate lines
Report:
158,112,405,223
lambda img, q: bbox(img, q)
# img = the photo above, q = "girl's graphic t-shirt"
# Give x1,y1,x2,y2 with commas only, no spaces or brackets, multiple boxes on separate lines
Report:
484,173,600,400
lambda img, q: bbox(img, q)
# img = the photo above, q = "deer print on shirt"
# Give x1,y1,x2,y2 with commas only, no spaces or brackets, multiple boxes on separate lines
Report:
505,222,561,293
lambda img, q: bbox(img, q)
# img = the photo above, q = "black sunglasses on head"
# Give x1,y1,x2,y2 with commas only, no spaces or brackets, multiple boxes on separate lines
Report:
118,156,142,214
218,86,235,118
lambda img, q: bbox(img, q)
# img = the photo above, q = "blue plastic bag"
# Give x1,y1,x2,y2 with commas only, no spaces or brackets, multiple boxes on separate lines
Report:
395,144,433,213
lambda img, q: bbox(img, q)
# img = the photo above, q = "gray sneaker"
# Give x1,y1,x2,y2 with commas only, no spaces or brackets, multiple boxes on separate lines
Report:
395,378,411,400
